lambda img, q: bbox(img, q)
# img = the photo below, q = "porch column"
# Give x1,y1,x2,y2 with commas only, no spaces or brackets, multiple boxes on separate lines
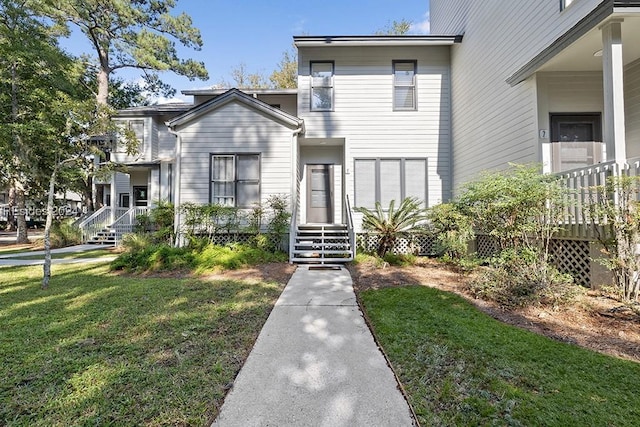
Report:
601,19,626,163
110,172,117,224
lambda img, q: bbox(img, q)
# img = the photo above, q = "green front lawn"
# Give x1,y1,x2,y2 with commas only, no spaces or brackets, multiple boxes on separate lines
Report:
361,286,640,426
0,264,283,426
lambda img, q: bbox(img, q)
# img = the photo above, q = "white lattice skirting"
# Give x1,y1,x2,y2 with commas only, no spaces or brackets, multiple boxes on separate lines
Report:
475,235,591,287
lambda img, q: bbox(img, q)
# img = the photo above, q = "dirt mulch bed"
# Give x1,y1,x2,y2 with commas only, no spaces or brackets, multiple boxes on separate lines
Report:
347,257,640,363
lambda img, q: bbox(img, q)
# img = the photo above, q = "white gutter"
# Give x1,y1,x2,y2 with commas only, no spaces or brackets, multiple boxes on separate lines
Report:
166,125,182,246
289,125,304,260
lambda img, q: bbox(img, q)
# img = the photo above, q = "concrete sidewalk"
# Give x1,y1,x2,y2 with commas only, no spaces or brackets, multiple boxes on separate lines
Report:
0,244,113,259
212,266,414,427
0,244,116,266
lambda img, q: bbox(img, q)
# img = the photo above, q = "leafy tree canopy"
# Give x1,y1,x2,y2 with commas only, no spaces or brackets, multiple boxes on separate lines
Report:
375,19,413,35
38,0,209,104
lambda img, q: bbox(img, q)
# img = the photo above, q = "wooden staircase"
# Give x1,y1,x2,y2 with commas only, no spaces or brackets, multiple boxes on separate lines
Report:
290,224,354,264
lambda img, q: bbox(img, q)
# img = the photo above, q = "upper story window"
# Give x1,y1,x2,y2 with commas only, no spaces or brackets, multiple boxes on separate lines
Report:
310,61,334,111
211,153,260,208
115,119,144,154
393,61,417,111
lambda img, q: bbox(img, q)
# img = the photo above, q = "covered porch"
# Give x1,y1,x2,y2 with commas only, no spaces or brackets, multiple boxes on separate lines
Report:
289,137,355,263
508,6,640,174
79,161,170,244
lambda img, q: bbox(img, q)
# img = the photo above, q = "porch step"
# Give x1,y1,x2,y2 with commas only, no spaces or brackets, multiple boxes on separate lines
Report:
290,223,354,264
87,228,118,245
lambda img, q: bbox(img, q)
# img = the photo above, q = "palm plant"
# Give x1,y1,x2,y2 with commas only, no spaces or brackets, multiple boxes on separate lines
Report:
355,197,428,257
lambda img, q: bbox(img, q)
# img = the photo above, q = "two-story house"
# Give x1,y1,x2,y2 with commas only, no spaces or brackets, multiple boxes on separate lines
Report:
84,35,459,263
84,0,640,281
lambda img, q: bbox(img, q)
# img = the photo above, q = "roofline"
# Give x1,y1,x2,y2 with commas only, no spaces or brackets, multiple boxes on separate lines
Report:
293,35,463,47
181,88,297,96
116,104,191,117
506,0,618,86
166,88,304,131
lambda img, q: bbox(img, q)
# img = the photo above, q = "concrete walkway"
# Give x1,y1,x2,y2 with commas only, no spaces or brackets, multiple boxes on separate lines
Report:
212,266,415,427
0,244,116,266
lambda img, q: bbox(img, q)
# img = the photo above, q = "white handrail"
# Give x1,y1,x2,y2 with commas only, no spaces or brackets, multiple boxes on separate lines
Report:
289,199,298,263
79,206,112,242
78,205,109,229
345,194,356,259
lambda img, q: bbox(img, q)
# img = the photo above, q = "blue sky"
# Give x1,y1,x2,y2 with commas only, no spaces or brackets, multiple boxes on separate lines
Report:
59,0,430,101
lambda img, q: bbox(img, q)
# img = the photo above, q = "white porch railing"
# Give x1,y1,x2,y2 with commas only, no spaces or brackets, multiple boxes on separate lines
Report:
556,158,640,239
288,198,299,263
110,206,151,243
78,206,111,242
345,194,356,259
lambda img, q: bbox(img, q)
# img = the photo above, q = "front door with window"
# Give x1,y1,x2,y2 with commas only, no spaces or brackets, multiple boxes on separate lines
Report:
306,164,333,224
133,186,148,207
550,113,603,172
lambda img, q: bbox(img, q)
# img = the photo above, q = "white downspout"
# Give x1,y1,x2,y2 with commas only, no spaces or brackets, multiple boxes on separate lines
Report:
167,126,182,247
290,124,304,260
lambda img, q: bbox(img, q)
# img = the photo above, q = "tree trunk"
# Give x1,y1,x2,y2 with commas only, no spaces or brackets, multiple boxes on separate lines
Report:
97,67,109,106
15,184,28,244
42,167,57,290
6,185,16,232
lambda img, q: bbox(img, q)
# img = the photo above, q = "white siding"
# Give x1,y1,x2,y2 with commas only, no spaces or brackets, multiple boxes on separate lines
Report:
430,0,472,34
297,45,452,206
176,102,293,207
112,117,152,163
430,0,603,190
625,58,640,159
113,172,130,208
157,115,177,159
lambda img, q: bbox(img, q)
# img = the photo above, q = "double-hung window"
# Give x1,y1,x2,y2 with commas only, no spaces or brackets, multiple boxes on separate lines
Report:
210,154,260,207
311,61,334,111
354,158,428,209
393,61,417,111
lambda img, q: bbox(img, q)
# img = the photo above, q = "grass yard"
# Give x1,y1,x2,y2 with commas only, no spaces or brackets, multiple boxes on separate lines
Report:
0,263,283,426
360,286,640,426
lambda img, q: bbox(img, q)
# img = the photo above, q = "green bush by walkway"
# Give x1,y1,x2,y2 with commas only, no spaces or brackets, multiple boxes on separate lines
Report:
111,241,287,273
361,286,640,426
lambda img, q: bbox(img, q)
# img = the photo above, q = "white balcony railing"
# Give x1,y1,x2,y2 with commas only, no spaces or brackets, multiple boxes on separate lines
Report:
555,157,640,239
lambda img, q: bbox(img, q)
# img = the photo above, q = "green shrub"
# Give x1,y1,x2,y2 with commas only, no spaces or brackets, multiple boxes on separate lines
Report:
383,252,417,266
586,175,640,302
112,242,286,273
427,202,474,261
467,249,579,308
265,194,291,251
355,197,428,257
47,219,83,248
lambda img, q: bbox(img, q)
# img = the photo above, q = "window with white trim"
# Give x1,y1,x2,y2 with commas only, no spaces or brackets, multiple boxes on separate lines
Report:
210,154,260,207
393,61,417,111
310,61,334,111
354,158,427,209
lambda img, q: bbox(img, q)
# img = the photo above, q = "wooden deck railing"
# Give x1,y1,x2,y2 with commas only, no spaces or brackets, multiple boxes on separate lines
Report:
555,158,640,239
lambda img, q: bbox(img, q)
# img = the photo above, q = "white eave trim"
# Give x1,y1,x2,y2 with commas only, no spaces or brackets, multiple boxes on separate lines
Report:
165,88,304,131
181,88,298,96
293,35,463,47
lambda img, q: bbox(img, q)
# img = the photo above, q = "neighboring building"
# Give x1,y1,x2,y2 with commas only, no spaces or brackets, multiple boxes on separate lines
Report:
431,0,640,183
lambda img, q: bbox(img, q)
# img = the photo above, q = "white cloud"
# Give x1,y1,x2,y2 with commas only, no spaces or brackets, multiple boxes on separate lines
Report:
410,11,430,34
151,95,190,105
